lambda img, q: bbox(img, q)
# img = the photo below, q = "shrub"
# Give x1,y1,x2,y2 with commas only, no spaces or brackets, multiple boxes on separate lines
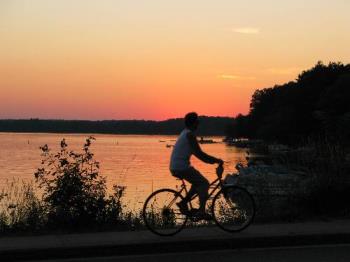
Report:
34,136,125,229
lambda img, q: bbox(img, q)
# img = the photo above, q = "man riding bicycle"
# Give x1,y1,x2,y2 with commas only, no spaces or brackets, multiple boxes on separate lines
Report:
169,112,223,220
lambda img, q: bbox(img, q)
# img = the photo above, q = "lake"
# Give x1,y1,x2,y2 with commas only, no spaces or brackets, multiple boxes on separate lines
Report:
0,133,247,210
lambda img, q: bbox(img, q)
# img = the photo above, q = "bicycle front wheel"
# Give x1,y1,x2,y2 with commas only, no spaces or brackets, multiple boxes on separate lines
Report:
142,188,188,236
212,185,255,233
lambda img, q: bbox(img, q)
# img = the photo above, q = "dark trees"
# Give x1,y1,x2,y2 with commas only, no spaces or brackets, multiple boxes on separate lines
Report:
227,62,350,145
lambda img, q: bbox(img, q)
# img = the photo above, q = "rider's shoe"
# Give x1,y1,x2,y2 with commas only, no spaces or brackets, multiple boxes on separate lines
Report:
176,201,189,215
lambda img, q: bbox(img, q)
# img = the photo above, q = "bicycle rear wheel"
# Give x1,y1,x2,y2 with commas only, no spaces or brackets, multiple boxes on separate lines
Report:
143,188,188,236
212,185,255,233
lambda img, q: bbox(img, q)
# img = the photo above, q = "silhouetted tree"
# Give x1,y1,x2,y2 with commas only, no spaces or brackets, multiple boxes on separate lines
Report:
226,62,350,146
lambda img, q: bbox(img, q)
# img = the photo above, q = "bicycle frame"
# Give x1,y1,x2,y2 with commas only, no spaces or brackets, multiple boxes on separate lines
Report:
175,176,224,210
143,167,255,236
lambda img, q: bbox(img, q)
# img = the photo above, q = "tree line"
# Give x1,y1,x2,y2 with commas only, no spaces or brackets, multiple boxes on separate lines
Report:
0,116,233,136
227,62,350,146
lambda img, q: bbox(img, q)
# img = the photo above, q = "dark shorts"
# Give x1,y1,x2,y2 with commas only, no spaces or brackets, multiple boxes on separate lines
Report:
171,167,209,190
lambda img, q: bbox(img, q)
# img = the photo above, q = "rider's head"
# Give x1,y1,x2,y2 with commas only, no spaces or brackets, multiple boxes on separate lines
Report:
184,112,199,131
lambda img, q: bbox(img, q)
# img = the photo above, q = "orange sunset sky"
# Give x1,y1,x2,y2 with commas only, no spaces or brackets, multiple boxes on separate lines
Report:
1,0,350,120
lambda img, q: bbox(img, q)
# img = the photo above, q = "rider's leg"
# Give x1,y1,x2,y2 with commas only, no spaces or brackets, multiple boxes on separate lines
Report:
171,167,209,214
171,170,197,205
182,185,197,203
182,167,209,214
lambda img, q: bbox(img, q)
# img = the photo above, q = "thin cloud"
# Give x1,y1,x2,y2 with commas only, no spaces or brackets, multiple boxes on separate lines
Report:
218,74,256,80
219,74,240,80
265,67,301,75
233,27,260,34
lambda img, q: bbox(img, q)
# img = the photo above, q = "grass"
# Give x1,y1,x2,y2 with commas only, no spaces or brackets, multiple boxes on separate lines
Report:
242,136,350,222
0,179,147,236
0,179,45,234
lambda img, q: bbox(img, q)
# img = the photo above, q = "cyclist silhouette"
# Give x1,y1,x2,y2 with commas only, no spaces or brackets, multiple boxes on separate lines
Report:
169,112,223,220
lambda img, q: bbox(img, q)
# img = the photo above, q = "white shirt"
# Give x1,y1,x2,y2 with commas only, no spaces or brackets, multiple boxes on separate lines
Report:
169,128,193,171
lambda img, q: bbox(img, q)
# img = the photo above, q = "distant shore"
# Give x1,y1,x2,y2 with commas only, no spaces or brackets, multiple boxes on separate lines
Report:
0,117,233,136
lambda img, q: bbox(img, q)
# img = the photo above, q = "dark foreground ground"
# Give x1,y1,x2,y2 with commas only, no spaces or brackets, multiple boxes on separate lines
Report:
1,219,350,261
47,244,350,262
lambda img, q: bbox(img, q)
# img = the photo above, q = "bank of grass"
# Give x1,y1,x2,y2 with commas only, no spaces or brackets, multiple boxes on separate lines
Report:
299,138,350,219
0,179,144,236
0,179,45,234
289,138,350,218
244,137,350,222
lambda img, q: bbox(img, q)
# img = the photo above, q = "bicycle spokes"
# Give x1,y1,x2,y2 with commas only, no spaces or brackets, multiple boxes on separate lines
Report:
143,189,188,236
212,186,255,232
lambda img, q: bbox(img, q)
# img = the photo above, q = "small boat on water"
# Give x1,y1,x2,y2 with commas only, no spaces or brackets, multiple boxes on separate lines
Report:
166,144,173,148
159,140,166,142
198,137,217,144
224,138,263,148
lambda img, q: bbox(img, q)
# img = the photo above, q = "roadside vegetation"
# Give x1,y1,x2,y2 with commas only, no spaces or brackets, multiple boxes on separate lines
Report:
0,137,142,235
236,139,350,223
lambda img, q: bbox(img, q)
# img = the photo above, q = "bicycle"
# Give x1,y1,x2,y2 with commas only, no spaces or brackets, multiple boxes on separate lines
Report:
142,165,255,236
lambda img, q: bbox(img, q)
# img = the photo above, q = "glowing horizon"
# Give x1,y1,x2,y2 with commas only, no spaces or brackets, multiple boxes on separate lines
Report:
1,0,350,120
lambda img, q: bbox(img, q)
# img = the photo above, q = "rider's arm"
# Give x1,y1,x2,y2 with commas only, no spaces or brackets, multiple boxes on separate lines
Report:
187,132,223,164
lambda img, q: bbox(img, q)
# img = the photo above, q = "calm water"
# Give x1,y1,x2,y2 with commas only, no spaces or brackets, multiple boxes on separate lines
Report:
0,133,247,210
